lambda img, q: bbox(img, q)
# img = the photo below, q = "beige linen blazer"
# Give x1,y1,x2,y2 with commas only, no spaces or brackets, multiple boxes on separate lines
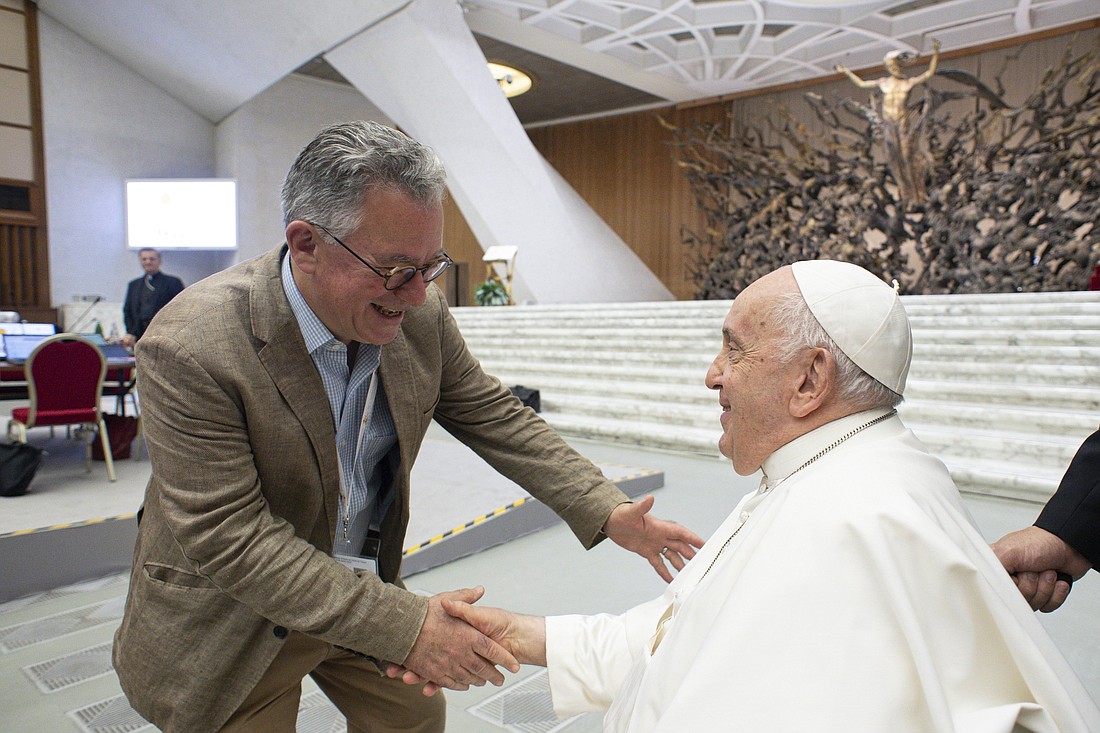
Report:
113,247,626,733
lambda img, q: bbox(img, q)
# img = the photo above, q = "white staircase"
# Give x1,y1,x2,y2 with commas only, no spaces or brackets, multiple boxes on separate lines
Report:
451,292,1100,504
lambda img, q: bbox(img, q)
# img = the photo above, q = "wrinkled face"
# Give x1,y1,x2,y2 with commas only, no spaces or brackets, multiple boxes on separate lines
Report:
140,250,161,275
704,269,799,475
292,187,444,346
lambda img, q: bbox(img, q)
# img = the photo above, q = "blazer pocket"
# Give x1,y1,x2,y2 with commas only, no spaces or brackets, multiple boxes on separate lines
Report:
143,562,217,591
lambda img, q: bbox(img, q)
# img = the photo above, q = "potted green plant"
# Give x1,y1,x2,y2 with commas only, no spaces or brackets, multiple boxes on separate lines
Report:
474,278,511,306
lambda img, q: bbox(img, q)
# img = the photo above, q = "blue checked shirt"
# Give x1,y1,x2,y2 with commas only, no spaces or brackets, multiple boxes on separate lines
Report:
281,253,397,562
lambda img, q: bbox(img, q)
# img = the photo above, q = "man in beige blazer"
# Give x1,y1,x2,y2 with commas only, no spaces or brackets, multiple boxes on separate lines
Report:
112,121,701,733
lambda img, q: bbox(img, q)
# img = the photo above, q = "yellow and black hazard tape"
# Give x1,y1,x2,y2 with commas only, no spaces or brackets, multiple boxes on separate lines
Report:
400,466,660,557
403,497,528,557
0,512,138,539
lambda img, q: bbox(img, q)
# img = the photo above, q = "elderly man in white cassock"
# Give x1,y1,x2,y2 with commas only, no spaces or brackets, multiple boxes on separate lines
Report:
405,260,1100,732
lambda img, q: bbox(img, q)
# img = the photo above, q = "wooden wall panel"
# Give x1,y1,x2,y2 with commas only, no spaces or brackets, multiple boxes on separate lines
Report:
0,0,49,314
440,103,728,302
526,105,727,300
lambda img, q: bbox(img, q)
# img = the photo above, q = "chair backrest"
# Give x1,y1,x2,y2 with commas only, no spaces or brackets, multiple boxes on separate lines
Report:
24,333,107,414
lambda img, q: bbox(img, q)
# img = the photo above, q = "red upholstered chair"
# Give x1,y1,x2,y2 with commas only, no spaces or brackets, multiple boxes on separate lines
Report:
6,333,116,482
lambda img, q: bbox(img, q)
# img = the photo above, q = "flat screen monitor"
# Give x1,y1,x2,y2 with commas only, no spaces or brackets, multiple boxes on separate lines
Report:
2,333,51,363
126,178,238,251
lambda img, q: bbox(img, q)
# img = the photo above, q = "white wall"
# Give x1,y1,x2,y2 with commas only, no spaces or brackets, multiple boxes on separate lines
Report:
37,12,229,310
216,74,392,264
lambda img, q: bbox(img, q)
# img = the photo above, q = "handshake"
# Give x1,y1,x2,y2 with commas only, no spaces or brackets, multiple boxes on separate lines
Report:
387,585,545,696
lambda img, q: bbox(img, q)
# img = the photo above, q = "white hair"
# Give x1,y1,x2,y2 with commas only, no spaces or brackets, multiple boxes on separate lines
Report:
770,291,903,410
280,120,446,238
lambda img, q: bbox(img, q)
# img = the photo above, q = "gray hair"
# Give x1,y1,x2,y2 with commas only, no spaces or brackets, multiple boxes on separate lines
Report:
770,291,903,410
280,121,447,237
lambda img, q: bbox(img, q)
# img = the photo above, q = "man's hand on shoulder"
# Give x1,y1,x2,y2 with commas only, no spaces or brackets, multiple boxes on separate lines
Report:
401,586,520,693
602,496,705,583
992,525,1091,612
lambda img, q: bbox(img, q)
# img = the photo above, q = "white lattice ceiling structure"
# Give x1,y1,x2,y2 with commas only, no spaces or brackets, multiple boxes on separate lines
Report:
467,0,1100,102
34,0,1100,123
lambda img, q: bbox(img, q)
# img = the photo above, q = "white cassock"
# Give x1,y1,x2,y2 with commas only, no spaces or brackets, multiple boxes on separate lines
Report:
546,411,1100,732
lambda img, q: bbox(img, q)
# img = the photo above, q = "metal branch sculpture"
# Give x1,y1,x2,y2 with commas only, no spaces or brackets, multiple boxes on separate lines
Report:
669,38,1100,297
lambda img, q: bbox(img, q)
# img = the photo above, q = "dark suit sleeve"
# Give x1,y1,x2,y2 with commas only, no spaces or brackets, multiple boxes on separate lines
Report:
123,279,139,335
1035,429,1100,570
165,275,185,301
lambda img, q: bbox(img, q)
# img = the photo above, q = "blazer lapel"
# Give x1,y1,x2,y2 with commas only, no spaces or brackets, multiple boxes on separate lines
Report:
250,249,341,540
380,329,417,521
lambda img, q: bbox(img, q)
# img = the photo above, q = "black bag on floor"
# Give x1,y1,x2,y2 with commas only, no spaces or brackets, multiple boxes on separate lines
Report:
93,413,139,461
509,385,541,413
0,441,45,497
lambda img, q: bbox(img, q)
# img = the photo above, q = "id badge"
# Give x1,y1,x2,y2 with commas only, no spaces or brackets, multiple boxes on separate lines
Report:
335,553,378,575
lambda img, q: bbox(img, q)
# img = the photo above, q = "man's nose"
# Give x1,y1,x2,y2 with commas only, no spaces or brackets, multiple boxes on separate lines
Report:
704,358,722,390
395,275,428,306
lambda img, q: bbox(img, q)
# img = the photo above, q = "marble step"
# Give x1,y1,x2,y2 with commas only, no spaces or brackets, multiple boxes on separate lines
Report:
539,411,720,455
899,291,1100,305
486,369,1100,411
453,291,1100,320
537,392,1096,439
473,342,1100,369
903,380,1100,410
898,402,1098,438
461,327,1100,351
937,456,1064,503
540,393,716,430
909,330,1100,347
908,314,1100,329
478,356,1098,388
906,424,1082,471
486,372,719,406
471,345,716,366
457,313,1100,335
910,343,1100,365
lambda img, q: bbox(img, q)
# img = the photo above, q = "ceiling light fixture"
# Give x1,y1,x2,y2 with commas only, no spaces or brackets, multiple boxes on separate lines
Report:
488,62,534,98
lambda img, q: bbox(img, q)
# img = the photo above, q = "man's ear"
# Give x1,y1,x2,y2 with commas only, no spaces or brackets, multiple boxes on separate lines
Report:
285,220,319,275
789,347,834,418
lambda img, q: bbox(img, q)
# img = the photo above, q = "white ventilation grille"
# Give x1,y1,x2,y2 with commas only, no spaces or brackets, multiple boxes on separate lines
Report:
67,695,154,733
467,669,588,732
67,691,347,733
25,640,115,692
0,596,125,652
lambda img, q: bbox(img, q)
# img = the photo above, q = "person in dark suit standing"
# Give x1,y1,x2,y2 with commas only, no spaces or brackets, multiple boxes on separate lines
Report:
121,248,184,346
993,429,1099,611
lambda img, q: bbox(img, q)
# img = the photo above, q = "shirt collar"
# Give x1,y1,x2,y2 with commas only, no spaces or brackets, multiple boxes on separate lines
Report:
281,248,339,355
761,408,897,485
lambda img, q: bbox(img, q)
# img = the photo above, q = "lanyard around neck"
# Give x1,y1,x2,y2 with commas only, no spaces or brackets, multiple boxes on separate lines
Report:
337,372,379,546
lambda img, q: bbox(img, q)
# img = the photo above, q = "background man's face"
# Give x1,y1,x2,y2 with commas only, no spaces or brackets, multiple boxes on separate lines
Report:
140,251,161,275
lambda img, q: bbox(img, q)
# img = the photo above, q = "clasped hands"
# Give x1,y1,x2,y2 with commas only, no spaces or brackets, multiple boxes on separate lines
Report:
392,495,702,694
389,587,540,697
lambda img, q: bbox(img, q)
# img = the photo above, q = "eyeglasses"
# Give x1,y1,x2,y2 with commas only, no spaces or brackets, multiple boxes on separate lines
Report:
309,222,452,291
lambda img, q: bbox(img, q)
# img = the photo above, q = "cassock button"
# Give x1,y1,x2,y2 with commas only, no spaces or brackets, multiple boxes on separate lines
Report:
273,625,288,639
739,511,750,522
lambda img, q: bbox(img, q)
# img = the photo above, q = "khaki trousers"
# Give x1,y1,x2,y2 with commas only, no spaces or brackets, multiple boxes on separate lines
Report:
219,632,446,733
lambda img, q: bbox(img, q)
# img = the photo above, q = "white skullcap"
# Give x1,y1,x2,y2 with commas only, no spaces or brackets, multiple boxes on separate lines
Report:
790,260,912,394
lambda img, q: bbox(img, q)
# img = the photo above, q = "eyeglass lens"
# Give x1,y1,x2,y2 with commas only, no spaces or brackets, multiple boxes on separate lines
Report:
383,259,451,291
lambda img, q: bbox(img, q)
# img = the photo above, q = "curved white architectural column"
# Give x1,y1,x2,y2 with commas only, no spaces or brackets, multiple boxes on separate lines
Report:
325,0,672,304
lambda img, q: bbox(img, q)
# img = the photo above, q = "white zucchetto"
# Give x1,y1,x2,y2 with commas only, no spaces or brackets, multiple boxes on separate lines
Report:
791,260,912,394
